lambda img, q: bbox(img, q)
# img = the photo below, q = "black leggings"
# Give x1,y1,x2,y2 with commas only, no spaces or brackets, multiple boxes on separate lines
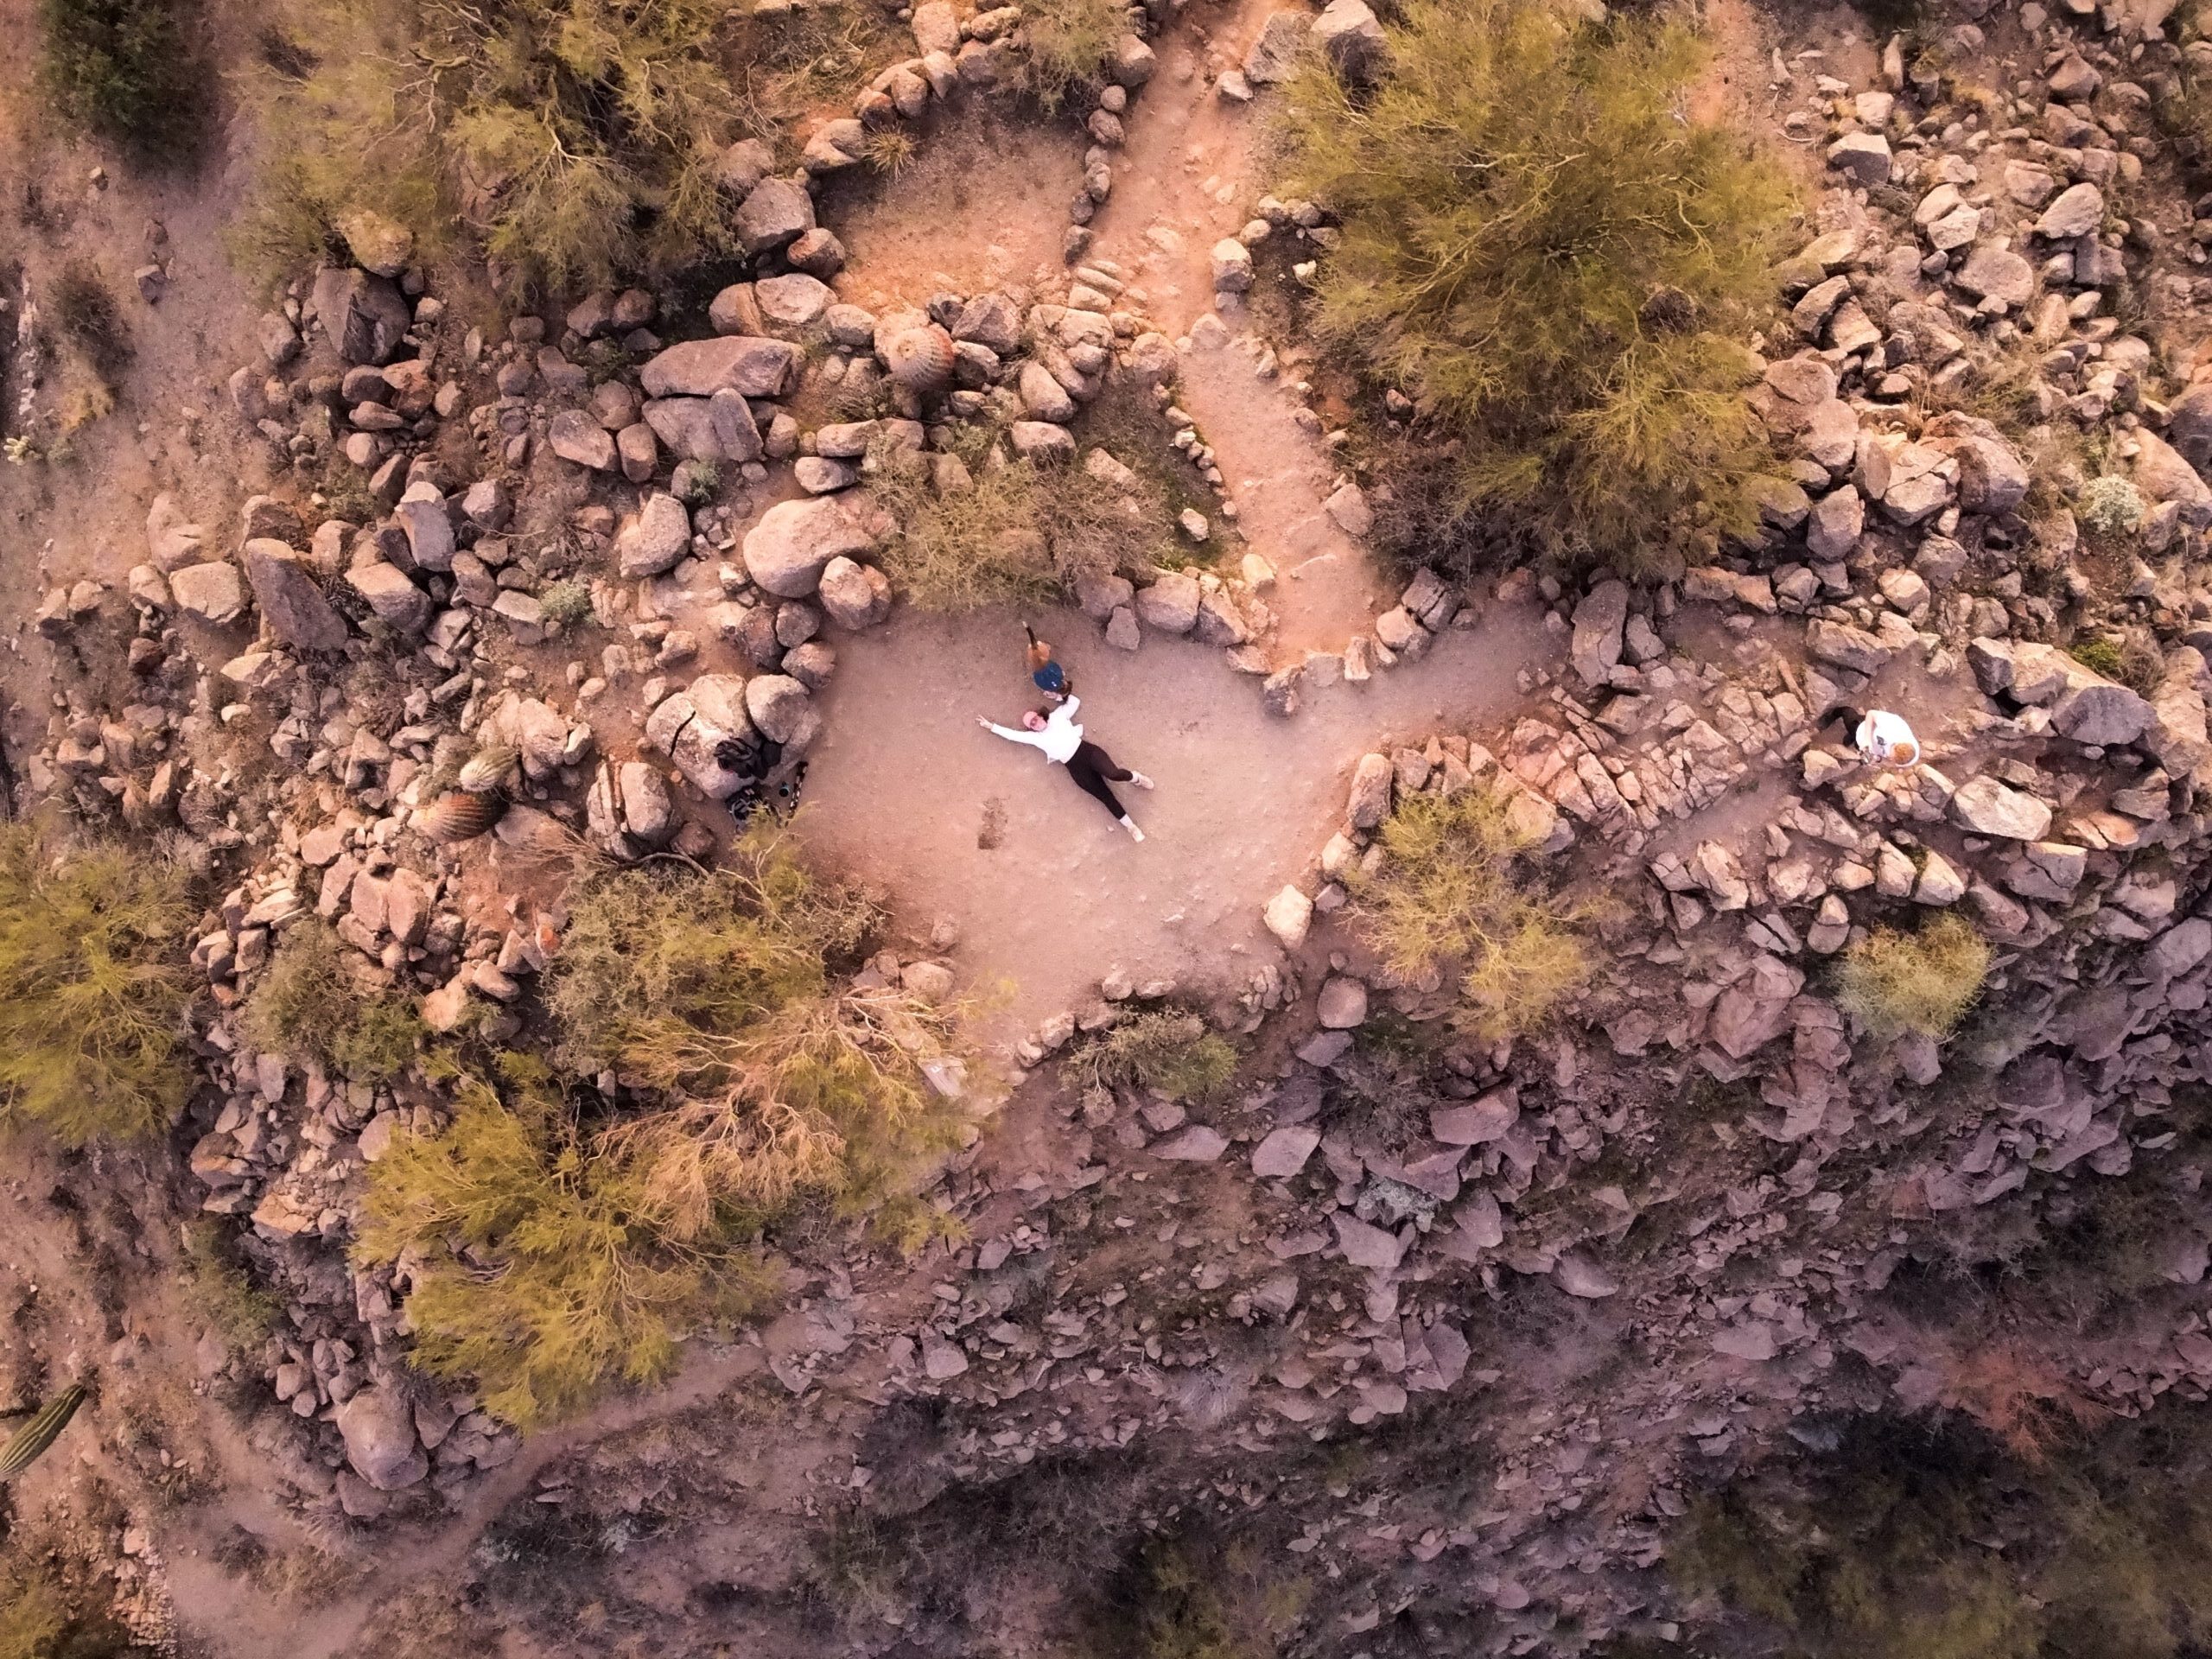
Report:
1065,741,1132,821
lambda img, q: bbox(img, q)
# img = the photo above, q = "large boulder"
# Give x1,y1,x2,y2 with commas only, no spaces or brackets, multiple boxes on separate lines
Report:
645,675,759,798
548,409,617,471
396,482,456,571
2133,429,2212,524
640,337,800,398
346,561,430,634
1928,413,2029,515
242,539,347,651
817,556,892,629
1133,572,1201,633
313,267,412,365
640,397,724,461
1950,775,2054,841
616,493,694,579
742,497,874,597
743,674,822,752
2050,677,2153,747
1347,752,1393,830
1570,580,1627,686
734,176,817,256
334,1386,428,1491
168,561,245,625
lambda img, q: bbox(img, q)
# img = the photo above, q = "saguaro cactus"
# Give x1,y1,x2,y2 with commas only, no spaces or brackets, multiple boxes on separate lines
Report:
0,1383,87,1480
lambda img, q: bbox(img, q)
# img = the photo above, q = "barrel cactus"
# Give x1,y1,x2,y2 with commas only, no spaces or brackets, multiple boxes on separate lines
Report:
0,1383,86,1480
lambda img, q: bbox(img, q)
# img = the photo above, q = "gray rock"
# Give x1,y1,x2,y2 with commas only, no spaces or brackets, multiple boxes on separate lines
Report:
549,409,617,471
1332,1211,1404,1271
346,562,429,633
1826,131,1891,187
2035,181,2105,239
640,336,800,398
756,271,833,331
616,493,694,579
817,556,893,630
734,176,817,256
1243,10,1306,83
1570,580,1628,686
1949,775,2054,840
1312,0,1384,74
2050,678,2152,747
1317,975,1368,1029
313,267,411,365
1553,1254,1618,1299
334,1386,427,1491
243,539,346,651
1348,752,1392,829
1019,360,1078,422
1251,1124,1321,1179
1135,573,1202,634
744,497,874,597
168,561,245,626
1955,243,2035,308
644,675,757,798
396,482,456,571
641,397,724,461
744,673,820,751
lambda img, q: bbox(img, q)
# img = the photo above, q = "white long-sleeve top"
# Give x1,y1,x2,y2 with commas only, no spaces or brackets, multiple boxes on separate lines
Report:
986,696,1084,763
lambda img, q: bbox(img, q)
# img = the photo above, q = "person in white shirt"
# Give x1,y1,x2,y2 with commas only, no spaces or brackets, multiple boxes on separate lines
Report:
1834,706,1920,770
977,696,1154,841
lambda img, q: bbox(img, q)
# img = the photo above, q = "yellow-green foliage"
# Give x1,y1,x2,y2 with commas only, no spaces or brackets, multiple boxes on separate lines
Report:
240,920,422,1082
39,0,207,160
1135,1537,1309,1659
1669,1409,2212,1659
180,1219,280,1352
863,440,1169,612
0,826,192,1147
1835,913,1989,1039
242,0,809,291
0,1568,67,1659
356,1052,773,1428
1062,1011,1238,1109
1281,0,1797,572
363,827,964,1425
1347,790,1590,1042
1018,0,1126,111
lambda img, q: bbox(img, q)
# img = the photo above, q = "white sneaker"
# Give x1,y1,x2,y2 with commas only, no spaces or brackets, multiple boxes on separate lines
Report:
1128,771,1155,790
1123,819,1145,842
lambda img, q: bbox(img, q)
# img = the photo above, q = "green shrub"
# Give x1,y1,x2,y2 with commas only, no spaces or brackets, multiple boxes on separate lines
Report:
2077,474,2146,537
240,920,422,1083
365,831,966,1423
39,0,207,160
550,829,963,1227
0,827,193,1147
357,1052,775,1429
1835,912,1989,1039
1281,0,1796,574
1668,1407,2212,1659
1346,790,1590,1042
537,579,594,627
865,439,1171,611
1018,0,1126,111
180,1220,280,1352
0,1568,68,1659
1062,1010,1239,1110
1130,1536,1309,1659
241,0,884,291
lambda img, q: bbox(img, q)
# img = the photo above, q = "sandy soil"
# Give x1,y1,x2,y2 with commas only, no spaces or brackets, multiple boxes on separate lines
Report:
823,103,1087,310
798,595,1551,1041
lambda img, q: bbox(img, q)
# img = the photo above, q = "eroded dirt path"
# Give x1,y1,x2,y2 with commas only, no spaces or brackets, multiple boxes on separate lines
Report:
798,597,1549,1040
1082,0,1389,652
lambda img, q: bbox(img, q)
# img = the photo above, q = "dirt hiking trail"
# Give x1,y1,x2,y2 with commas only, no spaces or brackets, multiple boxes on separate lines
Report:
1082,0,1389,652
798,599,1548,1039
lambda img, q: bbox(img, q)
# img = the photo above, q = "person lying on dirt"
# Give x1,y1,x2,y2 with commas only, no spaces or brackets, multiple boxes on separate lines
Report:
1023,621,1072,702
976,696,1154,842
1831,706,1920,770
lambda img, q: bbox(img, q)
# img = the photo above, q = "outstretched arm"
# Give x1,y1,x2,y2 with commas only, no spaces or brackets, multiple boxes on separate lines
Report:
978,715,1049,752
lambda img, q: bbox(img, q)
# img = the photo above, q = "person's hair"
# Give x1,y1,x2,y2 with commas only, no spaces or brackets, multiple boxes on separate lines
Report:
1893,740,1918,766
1022,709,1048,728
